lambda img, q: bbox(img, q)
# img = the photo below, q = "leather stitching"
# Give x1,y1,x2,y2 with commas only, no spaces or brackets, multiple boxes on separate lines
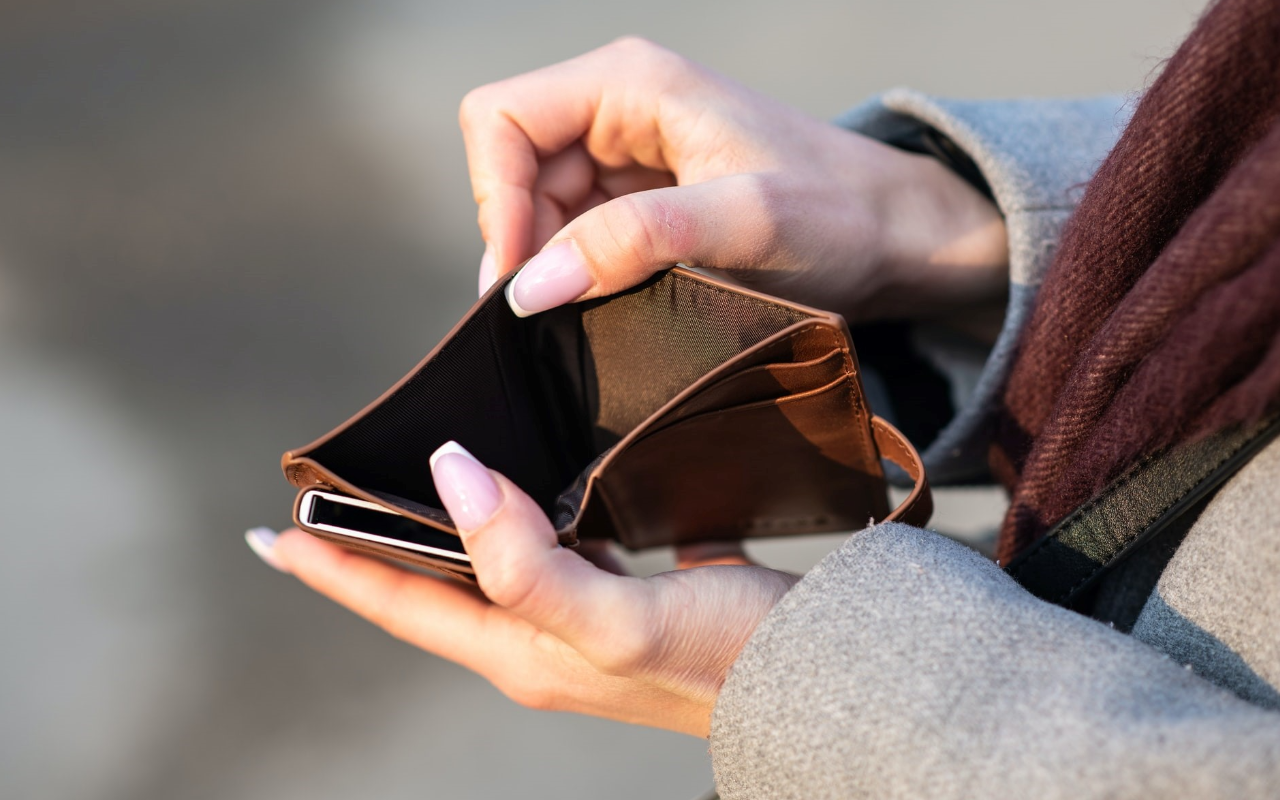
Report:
872,417,927,525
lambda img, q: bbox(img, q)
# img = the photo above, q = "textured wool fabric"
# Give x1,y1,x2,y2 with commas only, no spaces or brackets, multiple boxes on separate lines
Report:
711,441,1280,798
1130,439,1280,709
708,86,1280,798
994,0,1280,561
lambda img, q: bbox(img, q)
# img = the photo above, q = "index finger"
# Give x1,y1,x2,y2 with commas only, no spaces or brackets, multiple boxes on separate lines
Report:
458,42,670,274
271,528,501,671
459,60,603,274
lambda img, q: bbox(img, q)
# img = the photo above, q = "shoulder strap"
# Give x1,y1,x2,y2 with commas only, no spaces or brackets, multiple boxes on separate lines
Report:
1006,413,1280,607
872,416,934,528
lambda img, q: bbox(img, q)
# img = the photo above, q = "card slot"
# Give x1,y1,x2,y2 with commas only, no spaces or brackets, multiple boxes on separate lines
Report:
547,326,847,534
549,321,848,531
651,350,847,431
636,371,852,445
599,372,887,550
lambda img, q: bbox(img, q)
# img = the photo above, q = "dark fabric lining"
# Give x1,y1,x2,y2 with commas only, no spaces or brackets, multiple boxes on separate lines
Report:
580,273,810,450
308,271,813,518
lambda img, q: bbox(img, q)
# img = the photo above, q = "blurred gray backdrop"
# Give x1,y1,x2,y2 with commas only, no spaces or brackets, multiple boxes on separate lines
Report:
0,1,1204,798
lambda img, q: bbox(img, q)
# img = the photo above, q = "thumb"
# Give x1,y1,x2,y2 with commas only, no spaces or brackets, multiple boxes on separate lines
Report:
504,175,778,317
429,441,651,666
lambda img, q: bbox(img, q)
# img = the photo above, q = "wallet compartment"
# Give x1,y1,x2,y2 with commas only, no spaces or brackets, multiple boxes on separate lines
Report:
594,371,890,549
285,269,828,538
645,348,848,432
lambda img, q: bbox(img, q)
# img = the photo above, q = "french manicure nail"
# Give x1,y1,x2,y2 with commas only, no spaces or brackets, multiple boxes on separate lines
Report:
478,243,497,297
504,240,593,317
245,526,290,573
430,441,502,531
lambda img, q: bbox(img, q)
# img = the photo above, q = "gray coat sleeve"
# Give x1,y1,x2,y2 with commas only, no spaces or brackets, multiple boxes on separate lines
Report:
708,94,1280,798
839,91,1131,483
710,524,1280,799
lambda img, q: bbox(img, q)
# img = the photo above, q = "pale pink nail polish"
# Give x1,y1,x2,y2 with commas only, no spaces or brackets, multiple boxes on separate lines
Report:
504,241,593,317
478,244,498,297
245,527,290,573
430,442,502,530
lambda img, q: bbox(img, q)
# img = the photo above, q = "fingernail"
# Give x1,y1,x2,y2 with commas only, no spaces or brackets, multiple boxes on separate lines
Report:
430,441,502,531
245,527,290,573
504,240,593,317
478,243,498,297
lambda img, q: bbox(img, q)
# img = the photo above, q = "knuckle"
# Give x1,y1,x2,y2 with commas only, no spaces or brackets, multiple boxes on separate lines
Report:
606,36,686,79
607,35,660,57
604,193,695,261
741,172,783,212
588,632,650,675
458,84,498,130
650,195,697,257
592,193,699,281
479,554,547,615
499,673,562,712
738,173,788,247
600,195,659,261
588,613,659,678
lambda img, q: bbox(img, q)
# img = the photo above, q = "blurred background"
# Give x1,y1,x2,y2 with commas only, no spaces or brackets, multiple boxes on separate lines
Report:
0,1,1205,798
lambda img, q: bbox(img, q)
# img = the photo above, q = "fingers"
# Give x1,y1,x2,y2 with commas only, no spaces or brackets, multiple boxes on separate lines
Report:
460,45,638,274
525,146,679,256
528,144,597,251
263,528,710,733
504,174,786,317
270,528,502,671
430,442,658,674
461,38,700,277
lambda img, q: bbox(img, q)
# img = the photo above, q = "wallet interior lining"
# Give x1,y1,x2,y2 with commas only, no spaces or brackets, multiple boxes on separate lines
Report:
304,270,815,518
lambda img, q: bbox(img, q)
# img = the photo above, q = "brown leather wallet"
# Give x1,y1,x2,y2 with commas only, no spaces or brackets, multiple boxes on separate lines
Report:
282,267,931,579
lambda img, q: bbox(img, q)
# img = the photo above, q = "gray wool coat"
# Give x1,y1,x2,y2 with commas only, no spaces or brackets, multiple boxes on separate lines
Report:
708,91,1280,799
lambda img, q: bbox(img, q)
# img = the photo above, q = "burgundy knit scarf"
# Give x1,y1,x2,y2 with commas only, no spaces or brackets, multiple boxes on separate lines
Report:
992,0,1280,564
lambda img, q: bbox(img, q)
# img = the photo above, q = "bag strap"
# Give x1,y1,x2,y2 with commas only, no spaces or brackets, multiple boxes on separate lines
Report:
1006,413,1280,607
873,415,934,528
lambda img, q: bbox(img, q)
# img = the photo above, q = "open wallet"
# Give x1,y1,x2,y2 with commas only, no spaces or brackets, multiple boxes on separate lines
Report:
281,267,932,581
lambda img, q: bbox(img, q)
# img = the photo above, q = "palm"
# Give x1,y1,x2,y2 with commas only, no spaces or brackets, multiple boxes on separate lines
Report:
274,521,794,737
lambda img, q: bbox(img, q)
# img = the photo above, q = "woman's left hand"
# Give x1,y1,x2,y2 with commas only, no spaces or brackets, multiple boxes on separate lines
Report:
263,442,797,737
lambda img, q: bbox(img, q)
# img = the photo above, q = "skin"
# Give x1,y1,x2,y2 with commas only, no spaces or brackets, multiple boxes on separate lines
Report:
271,37,1009,738
273,479,795,738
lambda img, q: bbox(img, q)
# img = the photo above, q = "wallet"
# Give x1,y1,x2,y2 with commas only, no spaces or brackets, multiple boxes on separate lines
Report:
282,267,931,579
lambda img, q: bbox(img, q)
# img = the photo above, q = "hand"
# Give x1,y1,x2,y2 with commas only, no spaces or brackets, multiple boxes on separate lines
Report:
256,443,798,737
462,37,1007,321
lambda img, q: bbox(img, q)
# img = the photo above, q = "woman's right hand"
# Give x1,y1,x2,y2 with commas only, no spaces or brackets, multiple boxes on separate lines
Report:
461,37,1007,322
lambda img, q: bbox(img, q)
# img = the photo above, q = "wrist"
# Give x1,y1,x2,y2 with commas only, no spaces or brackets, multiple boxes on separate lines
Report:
869,148,1009,320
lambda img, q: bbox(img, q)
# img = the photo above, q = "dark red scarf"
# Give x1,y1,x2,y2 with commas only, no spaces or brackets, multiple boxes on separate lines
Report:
993,0,1280,564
